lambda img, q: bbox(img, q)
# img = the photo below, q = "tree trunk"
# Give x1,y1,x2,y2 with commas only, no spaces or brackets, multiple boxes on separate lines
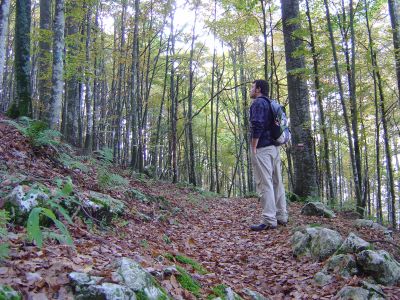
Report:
10,0,32,118
0,0,11,94
305,0,335,203
388,0,400,106
84,5,93,153
49,0,64,130
38,0,51,122
281,0,318,197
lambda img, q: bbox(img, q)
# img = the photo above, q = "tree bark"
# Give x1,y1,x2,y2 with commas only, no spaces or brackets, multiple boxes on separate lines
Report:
388,0,400,106
49,0,64,130
281,0,318,197
0,0,11,94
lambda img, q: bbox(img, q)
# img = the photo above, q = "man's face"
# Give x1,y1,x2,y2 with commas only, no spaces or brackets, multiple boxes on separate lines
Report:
250,83,258,99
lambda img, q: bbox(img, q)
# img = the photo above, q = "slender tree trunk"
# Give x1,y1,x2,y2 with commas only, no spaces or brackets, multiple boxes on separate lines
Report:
130,0,140,169
305,0,335,203
10,0,32,118
84,5,93,153
49,0,64,130
281,0,318,197
187,4,198,186
260,0,268,82
323,0,361,207
0,0,11,93
38,0,51,121
388,0,400,106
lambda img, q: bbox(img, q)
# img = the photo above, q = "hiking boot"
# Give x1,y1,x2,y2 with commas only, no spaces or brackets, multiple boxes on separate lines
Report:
250,223,277,231
277,220,288,226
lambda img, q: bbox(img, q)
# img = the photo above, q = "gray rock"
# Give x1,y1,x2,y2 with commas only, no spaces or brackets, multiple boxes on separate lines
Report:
243,288,269,300
0,285,22,300
354,219,374,229
301,202,336,218
323,254,359,278
68,272,103,291
77,283,136,300
309,228,343,261
5,185,48,214
81,191,125,222
335,286,370,300
356,250,400,285
225,287,243,300
360,281,386,298
292,227,342,261
291,231,311,257
113,258,167,299
314,272,333,286
337,233,371,254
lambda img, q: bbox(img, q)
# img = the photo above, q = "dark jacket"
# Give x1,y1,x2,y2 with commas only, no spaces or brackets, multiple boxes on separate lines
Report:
250,96,274,148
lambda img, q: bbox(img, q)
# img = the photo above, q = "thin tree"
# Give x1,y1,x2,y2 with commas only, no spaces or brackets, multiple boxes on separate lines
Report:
49,0,64,130
388,0,400,106
0,0,11,93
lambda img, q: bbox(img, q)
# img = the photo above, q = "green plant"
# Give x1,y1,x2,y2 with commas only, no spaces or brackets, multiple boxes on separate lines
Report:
176,265,201,297
0,285,21,300
0,210,10,260
5,117,61,147
140,239,149,248
58,153,89,173
163,234,171,245
207,284,227,299
97,168,129,189
165,253,207,275
27,207,73,248
96,148,114,165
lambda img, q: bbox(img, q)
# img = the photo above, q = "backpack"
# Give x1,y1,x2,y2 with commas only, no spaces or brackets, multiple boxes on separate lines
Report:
261,96,291,145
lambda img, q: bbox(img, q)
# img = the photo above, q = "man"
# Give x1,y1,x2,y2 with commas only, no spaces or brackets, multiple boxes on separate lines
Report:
249,79,288,231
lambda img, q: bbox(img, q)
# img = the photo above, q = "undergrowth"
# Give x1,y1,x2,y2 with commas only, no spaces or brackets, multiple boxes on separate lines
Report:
0,210,9,260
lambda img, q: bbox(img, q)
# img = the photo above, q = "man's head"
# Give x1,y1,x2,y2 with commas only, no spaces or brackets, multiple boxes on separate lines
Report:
250,79,269,99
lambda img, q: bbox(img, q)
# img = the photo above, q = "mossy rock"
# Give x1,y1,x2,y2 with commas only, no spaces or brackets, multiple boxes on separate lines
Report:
0,285,22,300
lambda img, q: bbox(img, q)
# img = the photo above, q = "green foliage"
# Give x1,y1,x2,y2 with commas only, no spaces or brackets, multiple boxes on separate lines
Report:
96,148,114,165
162,234,171,245
97,168,129,189
165,253,207,275
27,207,73,248
5,117,61,147
243,191,259,199
0,210,10,260
175,265,201,297
0,285,22,300
58,153,89,173
207,284,227,299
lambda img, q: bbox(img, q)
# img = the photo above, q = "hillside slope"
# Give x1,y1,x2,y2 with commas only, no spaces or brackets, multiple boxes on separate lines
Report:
1,115,400,299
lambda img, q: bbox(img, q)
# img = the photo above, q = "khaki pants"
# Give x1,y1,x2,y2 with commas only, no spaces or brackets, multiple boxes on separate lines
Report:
251,145,288,226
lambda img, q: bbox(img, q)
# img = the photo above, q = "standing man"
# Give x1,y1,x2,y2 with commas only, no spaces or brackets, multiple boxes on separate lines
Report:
249,79,288,231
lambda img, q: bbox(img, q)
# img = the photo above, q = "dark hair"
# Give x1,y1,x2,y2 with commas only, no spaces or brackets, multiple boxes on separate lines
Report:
253,79,269,96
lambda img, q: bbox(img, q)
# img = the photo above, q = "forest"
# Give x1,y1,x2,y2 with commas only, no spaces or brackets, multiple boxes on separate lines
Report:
0,0,399,228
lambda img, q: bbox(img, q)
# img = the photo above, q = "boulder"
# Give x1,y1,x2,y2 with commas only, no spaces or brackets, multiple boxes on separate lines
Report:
292,227,343,261
322,254,359,278
301,202,336,218
112,258,167,299
81,191,125,223
68,272,103,293
335,282,385,300
310,228,343,261
356,250,400,285
313,272,333,286
76,283,136,300
0,285,21,300
5,185,48,217
354,219,391,237
337,233,371,255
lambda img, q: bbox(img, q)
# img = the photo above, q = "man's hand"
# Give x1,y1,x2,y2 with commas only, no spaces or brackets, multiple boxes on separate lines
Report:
251,138,259,155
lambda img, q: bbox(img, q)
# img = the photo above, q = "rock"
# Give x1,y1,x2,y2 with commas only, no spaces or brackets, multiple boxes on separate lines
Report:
322,254,359,278
356,250,400,285
314,272,333,286
243,288,269,300
77,283,136,300
292,227,342,261
337,233,371,254
225,287,243,300
354,219,374,229
291,231,311,257
309,228,343,261
5,185,48,215
125,188,150,203
335,286,370,300
81,191,125,223
301,202,336,218
113,258,167,299
0,285,21,300
68,272,103,291
335,282,386,300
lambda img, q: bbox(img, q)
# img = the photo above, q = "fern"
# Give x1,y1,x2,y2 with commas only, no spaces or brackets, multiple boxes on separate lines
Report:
96,148,113,165
27,207,73,248
97,168,129,189
58,153,89,172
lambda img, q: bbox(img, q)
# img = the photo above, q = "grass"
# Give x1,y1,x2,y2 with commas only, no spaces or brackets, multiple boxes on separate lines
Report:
164,253,208,275
176,265,201,297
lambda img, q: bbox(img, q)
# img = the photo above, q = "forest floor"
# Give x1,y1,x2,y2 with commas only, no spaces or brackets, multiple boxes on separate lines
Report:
1,114,400,299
